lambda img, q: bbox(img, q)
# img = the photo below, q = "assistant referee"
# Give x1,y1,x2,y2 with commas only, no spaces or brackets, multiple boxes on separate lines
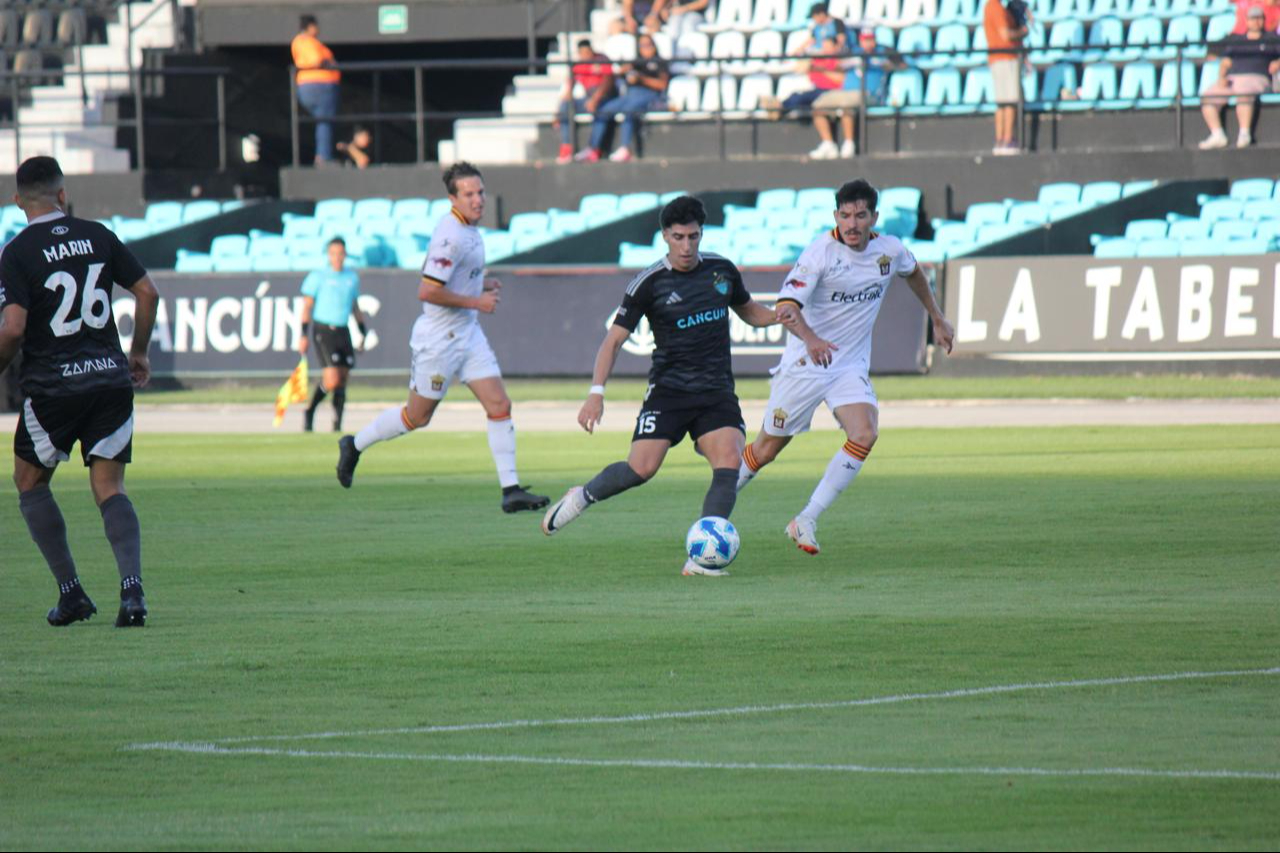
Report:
298,237,369,432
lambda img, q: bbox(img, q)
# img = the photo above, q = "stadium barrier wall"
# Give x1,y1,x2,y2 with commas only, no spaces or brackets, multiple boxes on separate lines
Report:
106,268,930,381
943,255,1280,361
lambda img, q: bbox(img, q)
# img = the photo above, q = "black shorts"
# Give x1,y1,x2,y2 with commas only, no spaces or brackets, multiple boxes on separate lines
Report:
313,323,355,369
632,390,745,447
15,387,134,469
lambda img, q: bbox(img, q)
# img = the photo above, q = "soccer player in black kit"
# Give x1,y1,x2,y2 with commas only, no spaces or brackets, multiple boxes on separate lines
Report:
541,195,779,577
0,156,160,626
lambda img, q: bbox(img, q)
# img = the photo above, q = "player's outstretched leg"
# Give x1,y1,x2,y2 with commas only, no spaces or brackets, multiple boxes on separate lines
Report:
787,438,871,556
542,461,646,535
19,484,95,625
100,494,146,627
737,444,764,491
339,403,421,488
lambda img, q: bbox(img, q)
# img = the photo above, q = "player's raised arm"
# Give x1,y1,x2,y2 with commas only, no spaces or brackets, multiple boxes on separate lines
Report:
902,265,955,355
579,323,630,434
125,274,160,388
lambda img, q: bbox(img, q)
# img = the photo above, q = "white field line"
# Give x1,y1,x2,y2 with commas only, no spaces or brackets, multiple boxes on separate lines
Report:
122,742,1280,782
130,666,1280,748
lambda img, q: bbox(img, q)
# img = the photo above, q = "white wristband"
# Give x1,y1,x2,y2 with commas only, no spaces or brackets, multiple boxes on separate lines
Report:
589,384,606,397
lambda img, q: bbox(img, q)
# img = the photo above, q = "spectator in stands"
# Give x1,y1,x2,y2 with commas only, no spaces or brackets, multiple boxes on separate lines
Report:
336,126,372,168
984,0,1028,155
1200,6,1280,148
759,39,845,121
620,0,664,34
809,27,903,158
580,33,670,163
661,0,711,37
291,15,341,166
1232,0,1280,34
791,3,849,56
556,39,615,164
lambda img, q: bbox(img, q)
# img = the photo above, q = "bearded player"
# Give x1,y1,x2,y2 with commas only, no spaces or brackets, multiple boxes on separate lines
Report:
737,179,955,555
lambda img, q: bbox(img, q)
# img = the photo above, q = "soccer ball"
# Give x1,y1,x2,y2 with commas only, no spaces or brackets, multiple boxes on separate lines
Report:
685,516,740,569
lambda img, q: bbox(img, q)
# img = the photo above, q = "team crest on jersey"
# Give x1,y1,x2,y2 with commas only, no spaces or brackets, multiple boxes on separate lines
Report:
877,254,892,275
785,278,807,289
712,273,729,295
430,373,445,391
772,408,788,429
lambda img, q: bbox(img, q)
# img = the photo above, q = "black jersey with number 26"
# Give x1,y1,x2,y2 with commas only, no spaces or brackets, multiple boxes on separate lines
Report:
613,253,751,395
0,213,146,397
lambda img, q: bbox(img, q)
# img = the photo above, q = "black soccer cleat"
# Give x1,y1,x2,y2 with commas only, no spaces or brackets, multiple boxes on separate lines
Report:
116,592,147,628
47,591,97,627
502,485,550,514
336,435,361,488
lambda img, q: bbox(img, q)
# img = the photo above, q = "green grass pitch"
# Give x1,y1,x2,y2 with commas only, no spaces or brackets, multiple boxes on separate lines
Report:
2,425,1278,850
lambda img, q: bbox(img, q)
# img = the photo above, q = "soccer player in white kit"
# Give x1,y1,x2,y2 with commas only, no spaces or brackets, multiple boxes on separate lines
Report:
738,179,955,554
335,162,549,514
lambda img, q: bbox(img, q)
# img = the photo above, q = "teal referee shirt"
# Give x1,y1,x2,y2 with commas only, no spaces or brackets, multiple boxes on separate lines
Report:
301,268,361,326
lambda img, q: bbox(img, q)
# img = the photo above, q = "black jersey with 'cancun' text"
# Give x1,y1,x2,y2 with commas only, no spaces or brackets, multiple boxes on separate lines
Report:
0,212,146,397
613,253,750,395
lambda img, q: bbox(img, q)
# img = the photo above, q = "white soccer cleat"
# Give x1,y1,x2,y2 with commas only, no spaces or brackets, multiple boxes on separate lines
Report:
541,486,589,535
785,516,820,555
682,558,729,577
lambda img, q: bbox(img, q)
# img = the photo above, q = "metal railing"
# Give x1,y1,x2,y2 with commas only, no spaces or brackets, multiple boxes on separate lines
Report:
289,42,1218,164
1,65,231,173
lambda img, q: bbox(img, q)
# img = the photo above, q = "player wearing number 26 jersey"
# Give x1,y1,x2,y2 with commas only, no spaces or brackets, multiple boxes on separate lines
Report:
0,156,160,628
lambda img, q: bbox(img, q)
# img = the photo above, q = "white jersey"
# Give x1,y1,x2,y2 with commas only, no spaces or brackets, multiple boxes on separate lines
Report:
774,229,916,376
413,208,485,345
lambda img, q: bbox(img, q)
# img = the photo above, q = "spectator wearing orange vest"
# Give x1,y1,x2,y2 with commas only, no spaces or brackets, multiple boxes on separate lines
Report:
291,15,341,165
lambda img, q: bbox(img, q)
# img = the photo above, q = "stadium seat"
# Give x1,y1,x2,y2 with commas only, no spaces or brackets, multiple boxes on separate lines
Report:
507,212,549,238
1204,11,1235,43
174,250,214,272
745,29,785,75
700,75,737,112
1008,202,1050,226
1080,181,1122,207
1200,198,1244,224
144,202,183,231
428,199,454,221
1125,219,1169,240
960,24,988,67
1166,219,1209,240
1059,62,1117,108
618,192,660,215
940,66,992,114
1123,179,1157,196
1118,61,1158,102
905,239,947,263
740,244,790,266
1083,16,1125,62
604,32,636,61
934,221,977,248
1033,63,1078,108
210,234,249,257
887,68,925,107
965,202,1009,226
896,23,932,61
709,30,747,75
212,255,253,272
1093,237,1138,257
1253,220,1280,243
923,66,963,108
736,73,775,110
392,198,431,220
881,186,923,215
921,23,969,69
1041,19,1085,63
314,199,354,222
358,216,396,239
1037,182,1082,207
353,199,393,221
1242,199,1280,221
252,253,291,271
1231,179,1276,201
1163,14,1204,58
724,207,769,231
579,193,620,221
1178,237,1219,256
1135,237,1180,256
483,231,516,261
548,209,587,236
1210,220,1256,241
1157,59,1197,99
757,188,797,210
666,75,701,111
795,188,832,211
182,200,222,224
936,0,981,22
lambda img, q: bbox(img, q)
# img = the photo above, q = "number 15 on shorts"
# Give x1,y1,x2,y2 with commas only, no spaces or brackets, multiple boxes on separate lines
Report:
637,411,657,435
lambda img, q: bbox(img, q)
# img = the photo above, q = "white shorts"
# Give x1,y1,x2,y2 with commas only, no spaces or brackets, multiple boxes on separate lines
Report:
409,323,502,400
762,365,877,437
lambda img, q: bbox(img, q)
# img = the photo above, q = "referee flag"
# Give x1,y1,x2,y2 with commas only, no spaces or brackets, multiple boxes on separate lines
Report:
273,357,309,427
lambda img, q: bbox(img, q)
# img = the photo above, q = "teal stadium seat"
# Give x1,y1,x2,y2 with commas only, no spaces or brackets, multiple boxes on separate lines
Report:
767,208,809,230
756,188,797,210
1200,198,1244,223
1178,237,1219,256
1119,61,1159,105
795,188,831,211
182,200,221,223
578,193,620,220
921,23,969,69
1083,16,1125,62
923,67,963,108
391,199,431,220
144,202,183,231
358,216,396,239
1061,63,1118,109
1041,19,1085,63
1008,202,1050,226
1034,63,1078,108
1135,237,1180,256
895,24,932,62
960,25,988,67
428,199,454,221
1243,200,1280,221
174,250,213,272
905,240,947,263
353,199,393,221
1231,179,1276,201
314,199,354,222
1164,14,1204,58
1094,237,1138,257
1167,219,1209,240
283,216,322,240
739,245,789,266
618,243,655,267
210,234,249,257
212,255,253,272
1123,179,1157,196
1158,59,1198,100
886,68,925,110
507,212,551,237
724,207,769,231
1038,182,1082,207
937,0,981,24
965,202,1009,226
1210,221,1257,241
252,253,291,271
1125,219,1169,239
618,192,660,215
483,231,516,261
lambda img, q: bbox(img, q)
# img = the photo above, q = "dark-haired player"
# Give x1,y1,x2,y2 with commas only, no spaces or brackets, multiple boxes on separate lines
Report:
336,161,548,514
736,179,955,556
298,236,369,433
541,195,779,577
0,156,160,626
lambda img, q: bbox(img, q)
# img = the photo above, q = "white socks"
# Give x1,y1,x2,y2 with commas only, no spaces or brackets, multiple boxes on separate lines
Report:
799,439,871,521
737,445,763,491
487,416,519,488
354,405,411,452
